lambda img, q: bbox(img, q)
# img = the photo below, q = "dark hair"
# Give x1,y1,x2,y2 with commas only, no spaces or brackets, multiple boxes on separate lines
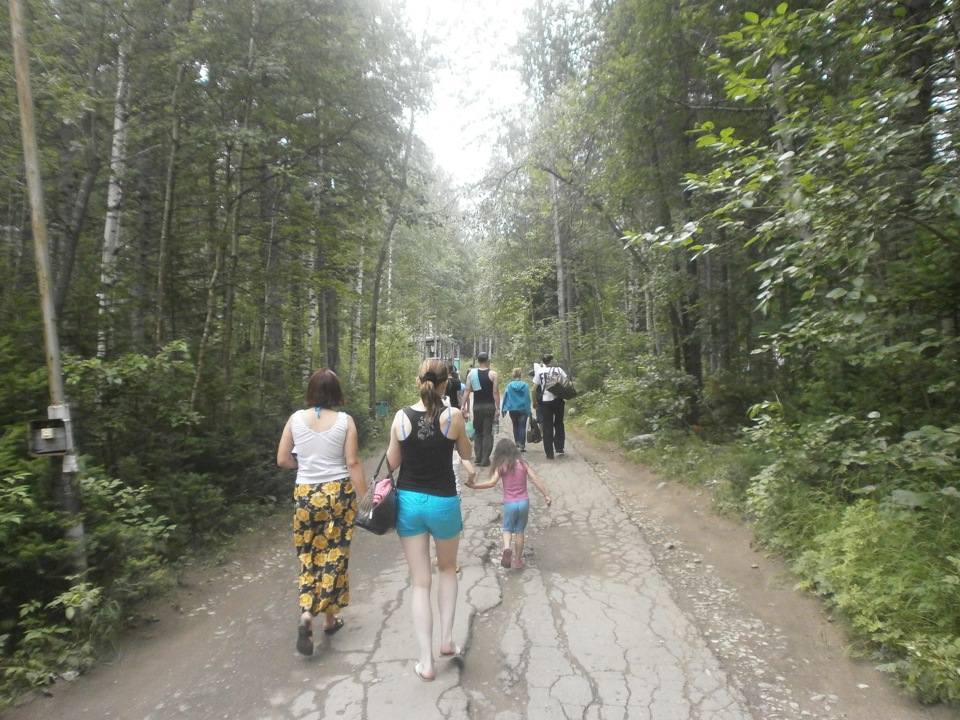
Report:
305,369,346,408
417,358,449,420
541,353,554,364
477,351,489,362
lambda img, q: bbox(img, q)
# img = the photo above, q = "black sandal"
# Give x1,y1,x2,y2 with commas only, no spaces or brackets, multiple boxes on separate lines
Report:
297,618,314,655
323,617,344,636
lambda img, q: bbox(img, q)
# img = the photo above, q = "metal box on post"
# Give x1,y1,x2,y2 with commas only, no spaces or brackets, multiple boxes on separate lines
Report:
28,418,68,456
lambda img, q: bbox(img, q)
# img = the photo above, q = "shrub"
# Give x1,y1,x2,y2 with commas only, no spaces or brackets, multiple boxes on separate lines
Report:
0,467,174,706
744,406,960,701
793,498,960,702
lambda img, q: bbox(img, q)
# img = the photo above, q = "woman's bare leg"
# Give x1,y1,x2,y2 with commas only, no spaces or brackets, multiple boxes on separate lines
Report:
434,534,460,655
400,533,435,678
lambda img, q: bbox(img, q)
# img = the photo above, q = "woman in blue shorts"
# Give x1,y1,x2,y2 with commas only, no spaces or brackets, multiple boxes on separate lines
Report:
387,358,476,681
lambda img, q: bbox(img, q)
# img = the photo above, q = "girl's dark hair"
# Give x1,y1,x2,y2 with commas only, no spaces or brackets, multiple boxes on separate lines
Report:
491,438,521,475
305,369,346,408
418,358,448,420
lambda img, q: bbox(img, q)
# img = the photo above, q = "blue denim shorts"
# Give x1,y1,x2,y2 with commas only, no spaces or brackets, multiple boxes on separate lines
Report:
396,490,463,539
503,500,530,534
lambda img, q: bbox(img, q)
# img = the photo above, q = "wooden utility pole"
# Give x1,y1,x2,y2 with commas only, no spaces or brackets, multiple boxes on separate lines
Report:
9,0,86,571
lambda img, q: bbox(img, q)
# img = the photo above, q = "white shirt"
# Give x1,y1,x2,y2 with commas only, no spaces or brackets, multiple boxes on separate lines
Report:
290,410,350,484
534,364,567,402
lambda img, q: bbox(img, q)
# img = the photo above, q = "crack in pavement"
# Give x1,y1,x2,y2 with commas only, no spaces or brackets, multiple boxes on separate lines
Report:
7,430,951,719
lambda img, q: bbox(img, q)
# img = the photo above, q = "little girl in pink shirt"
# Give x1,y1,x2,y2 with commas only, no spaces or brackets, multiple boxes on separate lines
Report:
466,439,552,570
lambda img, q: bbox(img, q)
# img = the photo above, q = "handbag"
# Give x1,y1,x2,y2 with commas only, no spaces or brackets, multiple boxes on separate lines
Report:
355,451,397,535
528,416,542,444
543,368,577,400
465,420,475,440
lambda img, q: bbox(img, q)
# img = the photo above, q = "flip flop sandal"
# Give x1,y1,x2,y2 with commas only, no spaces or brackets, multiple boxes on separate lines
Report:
323,617,344,636
500,548,512,568
414,661,435,682
439,644,463,658
297,618,314,656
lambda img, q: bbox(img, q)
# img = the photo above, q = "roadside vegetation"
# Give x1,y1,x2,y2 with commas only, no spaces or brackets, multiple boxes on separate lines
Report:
578,372,960,705
2,0,958,711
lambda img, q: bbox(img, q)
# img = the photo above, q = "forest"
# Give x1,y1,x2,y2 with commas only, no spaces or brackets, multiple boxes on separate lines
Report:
1,0,958,709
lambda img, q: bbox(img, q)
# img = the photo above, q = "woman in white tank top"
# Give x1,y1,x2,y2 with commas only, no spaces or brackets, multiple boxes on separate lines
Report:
277,369,366,656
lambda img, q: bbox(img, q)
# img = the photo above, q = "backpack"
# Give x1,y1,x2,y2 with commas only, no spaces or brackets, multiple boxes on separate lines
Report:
542,367,577,400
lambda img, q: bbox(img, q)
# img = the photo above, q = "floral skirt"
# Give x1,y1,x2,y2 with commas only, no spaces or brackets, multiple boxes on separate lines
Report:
293,480,357,616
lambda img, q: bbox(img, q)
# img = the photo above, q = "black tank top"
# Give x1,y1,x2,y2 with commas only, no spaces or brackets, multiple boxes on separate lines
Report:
474,368,494,405
397,407,457,497
445,378,460,408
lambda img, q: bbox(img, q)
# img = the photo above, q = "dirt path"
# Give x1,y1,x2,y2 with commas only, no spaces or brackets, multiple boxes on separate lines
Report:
4,430,956,719
577,435,956,720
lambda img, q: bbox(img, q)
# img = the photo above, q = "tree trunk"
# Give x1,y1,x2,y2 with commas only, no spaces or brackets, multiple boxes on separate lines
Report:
258,209,282,406
54,109,101,319
549,169,572,373
153,0,196,349
98,46,128,359
306,235,318,380
222,5,260,406
153,62,187,349
349,242,364,385
325,288,341,373
190,221,225,410
369,108,416,416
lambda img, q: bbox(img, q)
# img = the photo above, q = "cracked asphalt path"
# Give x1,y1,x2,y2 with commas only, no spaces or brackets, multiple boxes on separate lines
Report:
5,428,954,720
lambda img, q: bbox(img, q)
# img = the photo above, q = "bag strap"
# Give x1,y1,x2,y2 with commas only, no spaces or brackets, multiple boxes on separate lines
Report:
372,450,395,485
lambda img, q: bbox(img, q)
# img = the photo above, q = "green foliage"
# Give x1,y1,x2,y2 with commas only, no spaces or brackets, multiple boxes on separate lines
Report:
0,335,48,431
63,342,202,481
0,467,172,705
369,320,423,414
0,0,447,706
78,471,174,598
1,583,107,705
0,472,75,648
793,501,960,703
744,405,960,700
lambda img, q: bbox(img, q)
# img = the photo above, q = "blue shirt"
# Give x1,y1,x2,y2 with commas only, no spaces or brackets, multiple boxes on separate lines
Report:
502,380,532,415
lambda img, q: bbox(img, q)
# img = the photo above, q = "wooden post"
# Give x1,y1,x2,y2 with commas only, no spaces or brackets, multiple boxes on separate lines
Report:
9,0,86,572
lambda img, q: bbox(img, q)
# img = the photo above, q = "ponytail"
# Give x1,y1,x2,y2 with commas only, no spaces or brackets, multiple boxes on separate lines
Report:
418,360,448,420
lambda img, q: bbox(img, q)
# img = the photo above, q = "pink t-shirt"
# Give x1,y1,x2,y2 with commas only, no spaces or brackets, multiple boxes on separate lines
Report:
499,461,530,503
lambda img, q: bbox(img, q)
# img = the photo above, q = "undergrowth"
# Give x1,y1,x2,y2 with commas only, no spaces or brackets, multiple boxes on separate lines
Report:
576,405,960,706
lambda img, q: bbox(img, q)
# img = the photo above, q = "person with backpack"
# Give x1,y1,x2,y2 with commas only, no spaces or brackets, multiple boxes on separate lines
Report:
533,353,568,460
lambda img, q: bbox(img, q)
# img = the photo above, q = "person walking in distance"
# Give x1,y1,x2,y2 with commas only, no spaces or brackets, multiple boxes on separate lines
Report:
276,369,367,656
386,359,476,681
445,363,462,409
461,352,499,466
533,353,568,460
466,438,551,570
501,367,532,451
